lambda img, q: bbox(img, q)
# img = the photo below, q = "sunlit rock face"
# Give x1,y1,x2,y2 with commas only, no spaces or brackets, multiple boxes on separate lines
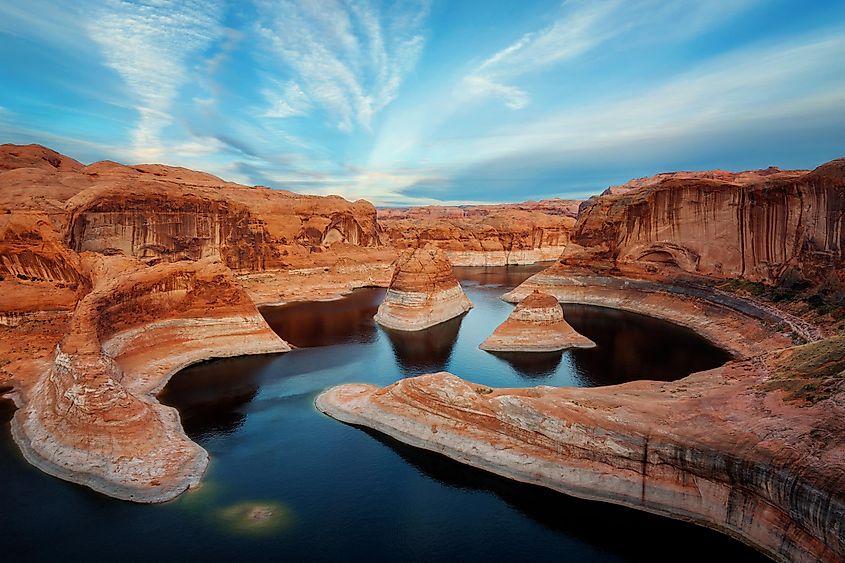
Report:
10,256,290,503
64,167,382,272
374,248,473,331
379,200,579,266
480,290,595,352
317,337,845,563
569,160,845,284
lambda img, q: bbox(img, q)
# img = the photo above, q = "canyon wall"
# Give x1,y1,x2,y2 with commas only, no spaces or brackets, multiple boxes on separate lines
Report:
570,161,845,285
65,167,383,272
379,200,579,266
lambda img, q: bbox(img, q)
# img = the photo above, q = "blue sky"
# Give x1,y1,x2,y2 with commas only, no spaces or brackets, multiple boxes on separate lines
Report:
1,0,844,205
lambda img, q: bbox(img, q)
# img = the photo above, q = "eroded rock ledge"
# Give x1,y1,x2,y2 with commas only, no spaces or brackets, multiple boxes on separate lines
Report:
317,337,845,563
10,256,289,502
503,269,813,358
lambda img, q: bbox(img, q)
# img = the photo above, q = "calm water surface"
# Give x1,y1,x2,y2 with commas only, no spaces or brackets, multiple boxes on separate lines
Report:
0,265,766,562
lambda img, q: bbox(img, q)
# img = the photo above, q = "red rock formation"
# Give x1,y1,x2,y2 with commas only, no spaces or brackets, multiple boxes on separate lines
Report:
374,248,472,331
379,200,579,266
571,161,845,284
317,336,845,563
480,290,595,352
11,256,289,502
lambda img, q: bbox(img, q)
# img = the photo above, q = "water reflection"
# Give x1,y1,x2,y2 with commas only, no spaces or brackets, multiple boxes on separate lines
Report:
364,428,769,563
563,304,732,386
488,351,563,378
452,264,550,288
382,314,466,375
159,354,279,439
260,288,386,347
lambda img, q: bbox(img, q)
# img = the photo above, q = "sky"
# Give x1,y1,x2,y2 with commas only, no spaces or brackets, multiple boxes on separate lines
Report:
1,0,844,205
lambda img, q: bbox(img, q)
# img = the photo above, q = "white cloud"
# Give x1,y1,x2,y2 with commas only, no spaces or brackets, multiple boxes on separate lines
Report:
85,0,224,160
464,0,761,109
464,30,845,162
255,0,429,132
262,80,313,118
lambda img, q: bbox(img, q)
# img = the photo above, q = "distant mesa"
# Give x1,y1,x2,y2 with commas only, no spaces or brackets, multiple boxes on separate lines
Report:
374,247,472,331
480,290,595,352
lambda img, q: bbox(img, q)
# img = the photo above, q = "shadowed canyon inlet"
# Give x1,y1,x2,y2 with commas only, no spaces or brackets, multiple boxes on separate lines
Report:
0,266,760,562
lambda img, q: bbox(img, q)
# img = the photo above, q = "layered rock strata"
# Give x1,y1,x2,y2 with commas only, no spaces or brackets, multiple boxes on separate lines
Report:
379,200,579,266
10,257,289,502
317,337,845,563
572,160,844,285
374,248,472,331
480,290,595,352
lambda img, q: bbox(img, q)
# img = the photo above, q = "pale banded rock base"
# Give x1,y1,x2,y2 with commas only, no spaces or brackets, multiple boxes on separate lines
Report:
480,290,595,352
375,285,472,331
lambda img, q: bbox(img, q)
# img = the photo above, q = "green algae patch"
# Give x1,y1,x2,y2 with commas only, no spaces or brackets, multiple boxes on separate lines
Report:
174,480,222,510
216,501,294,536
763,336,845,403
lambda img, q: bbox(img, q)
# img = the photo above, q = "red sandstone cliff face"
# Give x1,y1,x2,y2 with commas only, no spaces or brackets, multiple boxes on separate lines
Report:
64,171,382,272
569,161,845,285
0,144,384,274
379,200,579,266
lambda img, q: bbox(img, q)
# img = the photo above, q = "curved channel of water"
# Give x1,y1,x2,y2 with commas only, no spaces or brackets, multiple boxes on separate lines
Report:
0,265,766,562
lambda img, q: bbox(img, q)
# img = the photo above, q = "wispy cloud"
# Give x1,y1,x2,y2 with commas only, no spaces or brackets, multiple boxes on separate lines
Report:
85,0,224,160
465,0,760,109
262,79,313,118
255,0,429,131
400,28,845,198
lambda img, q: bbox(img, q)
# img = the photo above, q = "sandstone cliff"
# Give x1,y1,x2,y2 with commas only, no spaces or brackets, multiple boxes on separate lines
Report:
571,161,844,285
480,290,595,352
379,200,579,266
10,256,289,502
374,248,472,331
317,336,845,563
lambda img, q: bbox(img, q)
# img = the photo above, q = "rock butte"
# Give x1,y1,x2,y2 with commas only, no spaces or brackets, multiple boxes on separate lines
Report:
374,247,473,331
479,290,595,352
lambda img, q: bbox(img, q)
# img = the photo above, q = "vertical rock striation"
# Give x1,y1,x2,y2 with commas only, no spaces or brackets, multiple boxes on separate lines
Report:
571,160,844,284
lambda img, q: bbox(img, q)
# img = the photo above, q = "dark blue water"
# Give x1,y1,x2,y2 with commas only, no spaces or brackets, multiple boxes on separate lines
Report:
0,265,765,562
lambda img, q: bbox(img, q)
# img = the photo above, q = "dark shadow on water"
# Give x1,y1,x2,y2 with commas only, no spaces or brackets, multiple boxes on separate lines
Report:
260,288,386,347
563,304,732,385
489,351,563,379
159,354,279,440
360,426,769,563
381,314,465,375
